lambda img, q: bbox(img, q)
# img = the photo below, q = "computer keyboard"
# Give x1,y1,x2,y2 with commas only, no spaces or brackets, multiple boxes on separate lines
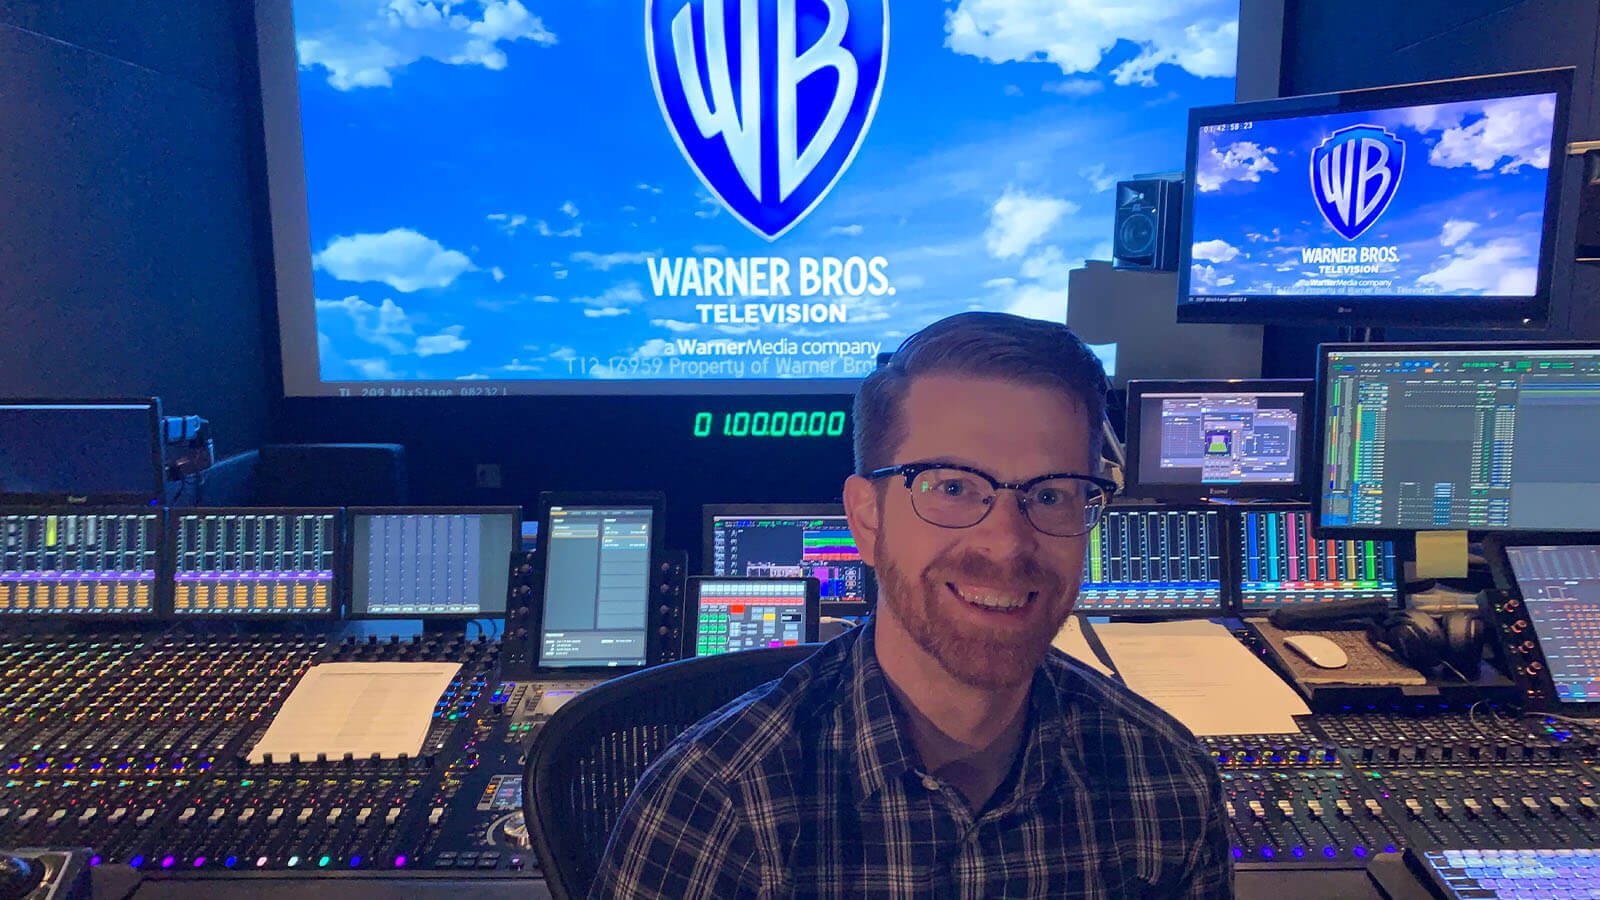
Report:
1417,847,1600,898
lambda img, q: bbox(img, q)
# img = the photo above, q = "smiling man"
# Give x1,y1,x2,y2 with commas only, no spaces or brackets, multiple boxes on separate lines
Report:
590,312,1232,898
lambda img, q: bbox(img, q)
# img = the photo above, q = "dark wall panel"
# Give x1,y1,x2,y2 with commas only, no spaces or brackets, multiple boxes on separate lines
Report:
0,13,272,455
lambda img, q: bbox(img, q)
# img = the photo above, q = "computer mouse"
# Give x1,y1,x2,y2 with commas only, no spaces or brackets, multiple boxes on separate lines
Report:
1284,634,1349,669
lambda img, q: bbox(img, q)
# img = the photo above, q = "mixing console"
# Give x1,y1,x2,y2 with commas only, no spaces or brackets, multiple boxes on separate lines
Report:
0,626,539,880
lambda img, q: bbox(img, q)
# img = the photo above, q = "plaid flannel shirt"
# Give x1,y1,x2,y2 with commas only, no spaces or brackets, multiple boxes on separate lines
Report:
590,618,1233,898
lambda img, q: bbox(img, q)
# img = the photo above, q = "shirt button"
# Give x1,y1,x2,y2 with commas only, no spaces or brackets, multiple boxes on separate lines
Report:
921,775,941,791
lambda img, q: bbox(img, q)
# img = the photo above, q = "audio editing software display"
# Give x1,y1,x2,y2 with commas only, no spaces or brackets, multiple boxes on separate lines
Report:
0,511,160,614
1237,508,1398,608
1130,385,1305,496
693,579,809,656
1080,508,1224,612
350,510,516,617
709,512,867,602
173,511,338,616
1505,544,1600,703
539,506,653,668
1319,344,1600,533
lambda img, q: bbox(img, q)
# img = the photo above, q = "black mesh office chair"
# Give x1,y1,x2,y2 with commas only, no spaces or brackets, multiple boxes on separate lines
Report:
522,644,821,899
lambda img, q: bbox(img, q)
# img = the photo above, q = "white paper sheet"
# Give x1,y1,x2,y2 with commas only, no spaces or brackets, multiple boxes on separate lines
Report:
1094,621,1309,735
249,662,461,763
1051,616,1115,677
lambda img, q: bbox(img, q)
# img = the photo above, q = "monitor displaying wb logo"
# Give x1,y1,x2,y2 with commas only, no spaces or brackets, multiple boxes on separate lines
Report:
647,0,888,241
1311,124,1405,241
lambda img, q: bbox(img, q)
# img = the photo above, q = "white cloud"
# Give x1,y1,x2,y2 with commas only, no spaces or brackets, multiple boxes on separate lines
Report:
1439,219,1479,247
583,307,630,318
637,339,675,357
572,282,646,308
945,0,1237,87
694,192,722,219
531,294,559,303
1044,78,1104,97
350,358,399,379
456,374,490,380
1078,163,1117,193
1192,238,1241,263
490,266,506,282
502,358,539,372
828,224,865,237
984,277,1018,289
547,346,577,362
1003,84,1024,97
315,296,415,354
552,268,569,280
1419,238,1536,294
1429,95,1556,173
535,220,583,238
1246,228,1282,243
1190,263,1236,289
650,318,699,332
415,326,469,357
636,183,663,195
487,212,527,235
985,189,1077,259
297,0,557,90
559,200,579,218
1195,141,1278,192
571,250,656,271
314,228,475,292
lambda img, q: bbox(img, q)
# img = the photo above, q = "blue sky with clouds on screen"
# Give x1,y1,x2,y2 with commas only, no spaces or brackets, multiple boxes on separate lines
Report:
1188,93,1557,297
294,0,1239,383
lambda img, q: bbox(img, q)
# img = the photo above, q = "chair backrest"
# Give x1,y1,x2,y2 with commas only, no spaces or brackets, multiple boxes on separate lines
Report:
522,644,821,899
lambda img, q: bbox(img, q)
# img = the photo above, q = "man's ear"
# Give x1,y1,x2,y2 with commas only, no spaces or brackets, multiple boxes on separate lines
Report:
843,474,883,567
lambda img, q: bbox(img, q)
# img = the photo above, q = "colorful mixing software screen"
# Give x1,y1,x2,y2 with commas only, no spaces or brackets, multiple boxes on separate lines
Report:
1079,508,1224,613
1506,544,1600,703
0,511,161,615
710,514,867,603
1236,508,1398,609
173,511,340,616
692,579,811,656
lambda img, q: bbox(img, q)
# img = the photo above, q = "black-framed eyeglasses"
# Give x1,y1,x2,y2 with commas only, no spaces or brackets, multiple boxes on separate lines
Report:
866,462,1117,538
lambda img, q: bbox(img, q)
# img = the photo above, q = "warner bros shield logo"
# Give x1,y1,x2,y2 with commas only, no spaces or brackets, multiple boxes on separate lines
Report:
646,0,889,241
1311,124,1405,241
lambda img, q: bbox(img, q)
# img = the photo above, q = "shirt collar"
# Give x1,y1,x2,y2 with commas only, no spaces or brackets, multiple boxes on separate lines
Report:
843,617,1072,809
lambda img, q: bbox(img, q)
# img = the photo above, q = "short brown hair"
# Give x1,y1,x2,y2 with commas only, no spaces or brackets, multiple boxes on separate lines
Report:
852,312,1107,475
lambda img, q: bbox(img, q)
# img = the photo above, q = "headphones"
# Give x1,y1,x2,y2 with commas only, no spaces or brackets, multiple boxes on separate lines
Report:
1367,609,1488,678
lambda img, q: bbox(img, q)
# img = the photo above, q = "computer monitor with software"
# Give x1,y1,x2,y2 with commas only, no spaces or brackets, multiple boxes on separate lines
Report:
1078,506,1224,615
1125,379,1310,502
1488,536,1600,707
347,507,519,619
704,504,870,607
1314,342,1600,537
532,494,663,670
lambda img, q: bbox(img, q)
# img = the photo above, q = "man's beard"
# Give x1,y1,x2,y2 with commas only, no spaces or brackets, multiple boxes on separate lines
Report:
875,533,1075,691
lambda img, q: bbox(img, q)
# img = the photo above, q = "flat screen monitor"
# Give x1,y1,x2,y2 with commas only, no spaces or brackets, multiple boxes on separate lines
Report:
704,504,869,605
1124,379,1310,501
1179,67,1572,326
1078,506,1224,615
533,494,662,670
1315,342,1600,536
1235,505,1398,610
172,509,341,616
348,507,519,618
0,399,164,505
1491,538,1600,706
686,576,818,657
0,509,163,616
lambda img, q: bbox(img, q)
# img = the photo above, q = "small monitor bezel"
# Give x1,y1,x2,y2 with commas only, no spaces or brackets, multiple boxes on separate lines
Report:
701,503,873,605
345,505,522,620
1124,379,1313,503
